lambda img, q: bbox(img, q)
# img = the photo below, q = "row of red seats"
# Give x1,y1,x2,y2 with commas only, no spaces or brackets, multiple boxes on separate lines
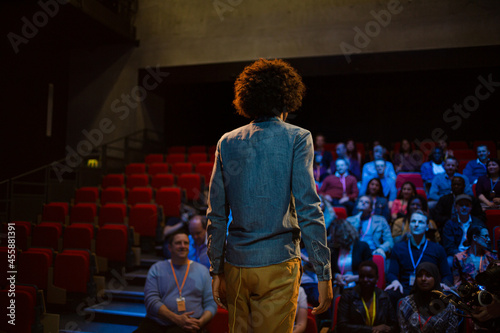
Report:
125,161,213,177
0,283,43,333
163,146,216,155
144,154,216,166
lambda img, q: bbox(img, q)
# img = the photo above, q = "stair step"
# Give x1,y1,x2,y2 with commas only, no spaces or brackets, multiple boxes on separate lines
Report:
83,300,146,326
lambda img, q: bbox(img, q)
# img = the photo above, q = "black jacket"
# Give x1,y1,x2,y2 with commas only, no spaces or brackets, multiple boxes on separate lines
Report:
337,286,398,333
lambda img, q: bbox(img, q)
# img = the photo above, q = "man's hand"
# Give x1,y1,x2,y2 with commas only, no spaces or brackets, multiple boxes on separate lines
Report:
385,280,403,294
373,248,386,258
173,311,200,332
334,274,345,286
212,274,228,310
312,280,333,315
339,196,349,204
372,324,391,333
343,275,357,284
472,299,500,322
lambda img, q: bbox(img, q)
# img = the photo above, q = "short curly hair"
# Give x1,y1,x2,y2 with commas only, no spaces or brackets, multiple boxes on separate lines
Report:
233,58,306,119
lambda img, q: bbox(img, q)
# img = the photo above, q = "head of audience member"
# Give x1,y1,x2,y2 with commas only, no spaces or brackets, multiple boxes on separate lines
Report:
374,159,387,177
464,224,491,251
167,230,190,263
409,210,429,242
411,262,442,309
430,147,444,164
315,134,326,151
476,145,490,164
444,157,458,177
358,260,379,294
400,139,412,154
366,178,384,198
373,145,386,160
451,176,466,195
335,158,349,176
336,143,347,159
408,195,429,215
454,194,473,220
438,139,449,152
233,58,305,119
346,140,357,157
188,215,207,246
486,158,500,179
398,182,417,201
357,195,373,218
329,219,359,250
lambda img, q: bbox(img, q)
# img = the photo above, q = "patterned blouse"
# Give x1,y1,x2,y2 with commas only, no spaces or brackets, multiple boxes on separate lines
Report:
452,249,498,287
398,295,459,333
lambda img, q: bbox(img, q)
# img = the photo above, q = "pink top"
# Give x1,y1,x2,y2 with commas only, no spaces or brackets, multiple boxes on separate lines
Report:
391,199,408,217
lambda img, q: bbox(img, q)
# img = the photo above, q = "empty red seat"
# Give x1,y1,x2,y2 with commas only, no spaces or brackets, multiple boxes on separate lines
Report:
416,188,427,199
128,187,153,206
54,249,90,293
156,187,183,218
178,174,204,201
145,153,164,164
0,288,35,332
305,313,317,333
70,203,97,224
333,207,347,220
148,163,170,176
99,203,127,227
208,145,217,154
171,162,194,176
126,174,150,189
196,162,214,187
75,187,99,204
166,153,186,164
126,163,147,175
168,146,186,154
395,173,424,189
373,254,386,289
188,146,207,154
41,202,69,224
448,141,469,150
17,248,53,290
129,204,158,237
210,153,216,163
206,307,229,333
188,153,208,164
101,187,126,205
96,224,129,263
453,149,476,160
102,174,125,188
4,221,31,251
31,222,63,250
0,247,15,289
151,174,176,189
63,223,94,250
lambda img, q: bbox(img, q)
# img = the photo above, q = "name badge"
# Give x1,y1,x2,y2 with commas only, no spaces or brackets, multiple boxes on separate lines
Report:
176,297,186,312
409,274,416,287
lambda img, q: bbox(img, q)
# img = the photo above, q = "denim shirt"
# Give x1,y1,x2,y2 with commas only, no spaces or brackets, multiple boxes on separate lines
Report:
207,117,331,281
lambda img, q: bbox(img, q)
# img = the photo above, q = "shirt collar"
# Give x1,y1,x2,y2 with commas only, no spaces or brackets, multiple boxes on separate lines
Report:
410,235,427,249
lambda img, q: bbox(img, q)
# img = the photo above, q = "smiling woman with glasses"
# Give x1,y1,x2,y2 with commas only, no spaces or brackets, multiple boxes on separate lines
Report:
452,225,498,288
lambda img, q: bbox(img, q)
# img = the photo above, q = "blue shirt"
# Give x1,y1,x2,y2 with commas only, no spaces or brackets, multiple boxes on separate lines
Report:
188,235,210,269
463,159,488,184
207,117,331,281
428,172,473,201
361,161,396,185
144,260,217,327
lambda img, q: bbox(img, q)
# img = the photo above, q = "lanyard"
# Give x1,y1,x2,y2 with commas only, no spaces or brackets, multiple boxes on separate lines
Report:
418,312,433,331
408,239,428,273
339,174,346,193
362,292,376,326
170,260,191,297
339,248,350,275
361,218,372,239
491,178,499,192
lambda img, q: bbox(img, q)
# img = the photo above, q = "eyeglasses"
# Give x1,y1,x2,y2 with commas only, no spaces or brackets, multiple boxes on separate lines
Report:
478,234,490,240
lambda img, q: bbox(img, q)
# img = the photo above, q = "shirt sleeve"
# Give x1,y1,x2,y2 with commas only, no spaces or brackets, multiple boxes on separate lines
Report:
144,263,165,319
200,266,218,316
292,131,331,281
206,139,230,275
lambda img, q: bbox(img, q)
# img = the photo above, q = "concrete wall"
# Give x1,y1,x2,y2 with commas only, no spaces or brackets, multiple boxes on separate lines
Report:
67,0,500,147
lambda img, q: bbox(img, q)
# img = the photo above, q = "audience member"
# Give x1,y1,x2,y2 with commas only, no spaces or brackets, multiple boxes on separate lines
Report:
333,143,361,180
135,230,216,333
391,181,417,221
187,215,210,269
463,145,490,184
420,147,445,190
293,286,308,333
428,156,472,208
452,225,497,288
337,260,398,333
329,219,372,290
361,160,397,206
356,178,391,222
476,158,500,210
347,196,393,259
438,139,454,160
362,145,396,186
392,195,440,244
393,139,423,173
397,262,459,333
314,133,333,170
431,176,485,229
442,194,486,266
319,158,358,215
386,210,452,305
346,139,363,167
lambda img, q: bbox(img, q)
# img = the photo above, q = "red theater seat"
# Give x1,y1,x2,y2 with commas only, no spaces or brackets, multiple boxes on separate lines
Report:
171,162,194,176
148,163,170,176
125,163,147,175
196,162,214,187
41,202,69,224
102,174,125,188
166,153,186,164
396,173,424,189
126,174,150,189
151,174,176,189
18,248,53,290
99,203,127,227
96,224,129,263
145,153,164,164
168,146,186,154
206,307,229,333
128,187,154,206
373,254,386,289
4,221,31,251
156,187,183,218
63,223,94,250
188,153,208,164
177,174,204,201
32,222,63,250
101,187,126,205
75,187,99,204
333,207,347,220
70,203,97,224
129,204,158,237
54,249,90,293
0,288,36,333
188,146,207,154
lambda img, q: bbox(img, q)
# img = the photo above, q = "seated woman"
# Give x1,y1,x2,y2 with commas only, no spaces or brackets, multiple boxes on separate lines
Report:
393,139,423,173
476,158,500,210
293,286,308,333
391,181,417,221
353,178,391,222
452,225,498,288
337,260,398,333
329,219,373,291
392,195,440,244
397,262,459,333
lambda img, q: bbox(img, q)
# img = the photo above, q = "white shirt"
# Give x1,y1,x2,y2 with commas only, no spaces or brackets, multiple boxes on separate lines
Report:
458,216,472,252
432,162,445,176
